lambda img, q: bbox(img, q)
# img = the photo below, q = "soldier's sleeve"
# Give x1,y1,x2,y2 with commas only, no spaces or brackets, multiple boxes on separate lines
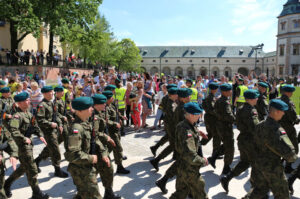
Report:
179,127,207,167
3,131,18,158
224,101,235,123
9,114,27,144
33,116,44,137
36,104,53,128
65,124,94,165
56,103,64,121
96,138,108,157
288,102,298,123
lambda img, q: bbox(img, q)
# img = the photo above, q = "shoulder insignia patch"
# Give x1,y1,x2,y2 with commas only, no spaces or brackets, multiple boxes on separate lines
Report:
280,131,286,135
253,112,258,115
14,115,19,119
39,105,43,108
94,117,98,121
227,101,230,105
187,133,193,137
73,129,79,134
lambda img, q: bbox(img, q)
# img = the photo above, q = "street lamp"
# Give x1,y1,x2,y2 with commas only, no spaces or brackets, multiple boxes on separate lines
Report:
252,43,264,72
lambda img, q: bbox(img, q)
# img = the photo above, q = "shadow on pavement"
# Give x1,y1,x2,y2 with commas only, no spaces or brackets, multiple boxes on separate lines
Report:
212,192,236,199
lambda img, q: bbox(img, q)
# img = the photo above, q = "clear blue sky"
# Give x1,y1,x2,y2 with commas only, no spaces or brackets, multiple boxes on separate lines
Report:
99,0,287,52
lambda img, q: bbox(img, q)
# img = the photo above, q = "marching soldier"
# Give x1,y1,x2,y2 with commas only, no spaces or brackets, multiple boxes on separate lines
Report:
243,99,297,199
279,84,299,173
169,102,208,199
92,94,121,199
35,86,68,178
255,82,269,121
220,89,260,193
4,92,49,199
65,97,102,199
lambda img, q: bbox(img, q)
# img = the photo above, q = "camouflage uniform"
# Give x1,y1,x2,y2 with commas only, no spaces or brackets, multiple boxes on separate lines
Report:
244,117,297,199
215,95,235,173
255,93,268,121
55,97,69,150
170,119,208,199
65,116,102,199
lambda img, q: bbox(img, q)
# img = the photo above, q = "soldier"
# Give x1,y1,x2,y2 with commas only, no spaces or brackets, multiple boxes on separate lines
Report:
288,164,300,195
211,83,235,175
279,84,299,173
220,89,260,194
169,102,208,199
102,90,130,174
149,84,177,157
243,99,297,199
0,87,17,134
92,94,121,199
155,88,192,194
149,87,178,171
65,97,102,199
255,82,269,121
34,86,68,178
4,92,49,199
234,78,248,108
201,82,221,158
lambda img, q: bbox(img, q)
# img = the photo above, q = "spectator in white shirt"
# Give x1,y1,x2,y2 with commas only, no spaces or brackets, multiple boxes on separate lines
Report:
177,75,184,88
150,84,167,130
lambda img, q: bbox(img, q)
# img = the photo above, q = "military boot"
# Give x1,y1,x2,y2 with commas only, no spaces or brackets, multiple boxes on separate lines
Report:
288,172,297,195
221,165,231,175
284,162,294,174
54,166,68,178
116,164,130,174
103,188,121,199
32,186,49,199
35,157,42,173
207,152,218,169
155,176,168,194
220,171,234,194
73,194,82,199
4,179,13,198
150,145,158,157
149,158,159,171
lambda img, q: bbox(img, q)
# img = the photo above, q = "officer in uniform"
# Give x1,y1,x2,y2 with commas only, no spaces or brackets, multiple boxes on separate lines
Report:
92,94,121,199
201,82,221,158
213,83,235,175
220,89,260,193
149,87,178,171
102,90,130,174
234,78,248,108
169,102,209,199
155,88,192,194
149,84,177,157
65,97,102,199
4,92,49,199
35,86,68,178
255,82,269,121
243,99,297,199
114,79,127,136
279,85,299,173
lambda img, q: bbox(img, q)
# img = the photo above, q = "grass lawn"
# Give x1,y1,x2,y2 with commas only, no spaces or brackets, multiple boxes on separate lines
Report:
291,87,300,115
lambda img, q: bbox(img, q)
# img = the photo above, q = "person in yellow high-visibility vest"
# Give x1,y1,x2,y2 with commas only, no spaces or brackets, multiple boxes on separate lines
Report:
61,78,73,122
234,78,248,108
278,78,286,97
114,79,127,136
185,79,198,103
0,80,6,98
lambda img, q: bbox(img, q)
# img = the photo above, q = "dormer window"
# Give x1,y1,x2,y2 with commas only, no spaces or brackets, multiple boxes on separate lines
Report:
293,19,300,28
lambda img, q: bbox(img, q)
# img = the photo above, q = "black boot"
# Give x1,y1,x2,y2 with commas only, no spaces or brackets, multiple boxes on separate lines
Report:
4,179,13,198
155,176,168,194
54,166,68,178
122,155,127,160
32,186,49,199
285,162,294,174
150,145,158,157
73,194,82,199
221,165,231,175
288,173,297,195
103,188,121,199
116,164,130,174
35,157,42,173
150,159,159,171
220,171,234,194
207,152,218,169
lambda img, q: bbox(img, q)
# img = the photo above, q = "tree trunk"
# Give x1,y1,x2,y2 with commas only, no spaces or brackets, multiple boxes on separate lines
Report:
49,25,54,57
9,20,18,51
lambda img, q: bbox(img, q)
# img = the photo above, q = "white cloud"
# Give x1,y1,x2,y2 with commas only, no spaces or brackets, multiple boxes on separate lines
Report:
114,30,133,38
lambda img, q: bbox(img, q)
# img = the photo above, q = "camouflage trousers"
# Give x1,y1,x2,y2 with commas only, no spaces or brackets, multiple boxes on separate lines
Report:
95,155,114,189
58,123,69,150
108,131,123,165
37,130,61,167
170,166,208,199
68,164,102,199
201,118,221,154
281,124,299,154
0,160,6,199
6,144,38,188
216,122,234,166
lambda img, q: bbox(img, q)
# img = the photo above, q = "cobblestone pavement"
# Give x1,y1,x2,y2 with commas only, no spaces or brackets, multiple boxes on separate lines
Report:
4,113,300,199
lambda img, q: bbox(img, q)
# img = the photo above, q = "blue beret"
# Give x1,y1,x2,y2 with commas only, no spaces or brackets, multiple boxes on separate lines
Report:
269,99,288,111
72,97,94,111
41,86,53,93
62,78,69,84
168,87,178,95
282,85,295,92
220,83,232,91
166,84,177,90
258,82,268,88
104,85,116,91
102,91,114,99
14,92,29,102
0,80,6,86
209,82,219,90
0,87,10,93
54,86,64,92
177,88,192,98
92,94,107,104
244,89,259,99
184,102,203,115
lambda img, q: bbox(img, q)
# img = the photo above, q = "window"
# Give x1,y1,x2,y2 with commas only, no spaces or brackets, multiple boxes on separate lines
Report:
293,44,300,55
177,60,180,62
226,60,230,63
242,60,246,63
279,66,284,75
165,60,168,63
202,60,205,63
266,59,268,62
153,60,156,63
256,60,259,63
141,60,144,63
189,60,193,63
281,22,286,30
279,45,285,56
293,20,300,28
272,59,274,61
214,60,217,63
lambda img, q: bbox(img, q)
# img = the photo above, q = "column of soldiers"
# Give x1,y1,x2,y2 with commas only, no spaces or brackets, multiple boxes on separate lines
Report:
0,78,130,198
149,79,300,198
